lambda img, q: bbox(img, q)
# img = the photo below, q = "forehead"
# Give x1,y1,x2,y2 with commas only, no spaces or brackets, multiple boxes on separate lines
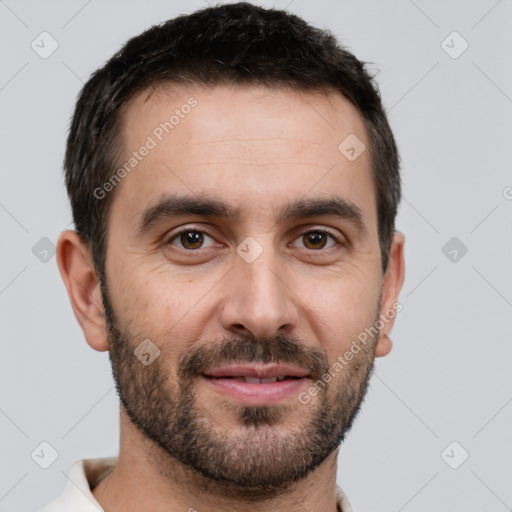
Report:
111,83,376,230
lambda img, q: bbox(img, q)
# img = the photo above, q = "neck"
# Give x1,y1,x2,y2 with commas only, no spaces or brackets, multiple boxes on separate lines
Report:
92,408,341,512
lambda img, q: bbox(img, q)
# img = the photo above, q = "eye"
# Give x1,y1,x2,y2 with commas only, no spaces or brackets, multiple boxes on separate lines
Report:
167,229,217,250
292,229,339,250
166,228,342,253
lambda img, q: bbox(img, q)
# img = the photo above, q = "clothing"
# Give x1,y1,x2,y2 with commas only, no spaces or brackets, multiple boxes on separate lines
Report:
41,457,354,511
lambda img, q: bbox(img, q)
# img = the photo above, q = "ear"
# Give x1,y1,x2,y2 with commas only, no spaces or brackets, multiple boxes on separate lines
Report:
375,231,405,357
56,230,109,352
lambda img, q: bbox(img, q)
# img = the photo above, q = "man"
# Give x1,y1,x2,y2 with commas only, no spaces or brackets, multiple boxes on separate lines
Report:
44,2,405,511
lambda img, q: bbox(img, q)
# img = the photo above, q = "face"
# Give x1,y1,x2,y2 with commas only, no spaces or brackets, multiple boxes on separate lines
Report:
101,83,391,497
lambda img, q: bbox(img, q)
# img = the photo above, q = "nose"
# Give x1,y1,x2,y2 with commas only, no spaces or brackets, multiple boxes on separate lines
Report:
219,250,299,340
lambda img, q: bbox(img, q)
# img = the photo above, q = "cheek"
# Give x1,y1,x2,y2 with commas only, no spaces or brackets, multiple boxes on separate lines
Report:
306,277,380,356
119,275,209,353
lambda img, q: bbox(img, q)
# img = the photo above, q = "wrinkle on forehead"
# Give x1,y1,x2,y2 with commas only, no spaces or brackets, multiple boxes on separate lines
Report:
110,83,376,238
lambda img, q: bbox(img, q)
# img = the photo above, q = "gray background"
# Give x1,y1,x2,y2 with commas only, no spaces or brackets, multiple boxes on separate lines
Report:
1,0,511,511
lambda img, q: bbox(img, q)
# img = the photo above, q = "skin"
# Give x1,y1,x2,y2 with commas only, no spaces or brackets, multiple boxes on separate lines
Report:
57,83,405,512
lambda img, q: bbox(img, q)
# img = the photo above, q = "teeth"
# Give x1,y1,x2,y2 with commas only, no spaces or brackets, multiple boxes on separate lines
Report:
244,377,261,384
277,376,286,381
240,376,280,383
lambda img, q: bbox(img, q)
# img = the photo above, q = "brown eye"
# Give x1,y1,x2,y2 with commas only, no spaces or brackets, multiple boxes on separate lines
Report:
295,230,337,250
303,232,328,249
168,230,214,250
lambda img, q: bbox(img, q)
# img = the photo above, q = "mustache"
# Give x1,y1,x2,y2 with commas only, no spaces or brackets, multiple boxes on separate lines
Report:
177,333,330,382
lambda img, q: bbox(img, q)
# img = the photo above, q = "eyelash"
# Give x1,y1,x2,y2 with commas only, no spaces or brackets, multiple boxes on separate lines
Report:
165,227,343,252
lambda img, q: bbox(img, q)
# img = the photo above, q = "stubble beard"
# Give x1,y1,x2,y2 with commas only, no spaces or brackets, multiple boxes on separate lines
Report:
102,286,378,501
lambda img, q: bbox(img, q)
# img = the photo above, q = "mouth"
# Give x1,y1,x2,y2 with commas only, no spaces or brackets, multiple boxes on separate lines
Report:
201,363,311,405
204,375,302,383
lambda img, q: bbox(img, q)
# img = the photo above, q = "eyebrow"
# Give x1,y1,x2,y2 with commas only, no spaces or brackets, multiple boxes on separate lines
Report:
137,194,367,235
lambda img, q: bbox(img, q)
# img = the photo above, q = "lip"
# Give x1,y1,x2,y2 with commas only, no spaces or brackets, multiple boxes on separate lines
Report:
203,363,310,379
201,363,311,406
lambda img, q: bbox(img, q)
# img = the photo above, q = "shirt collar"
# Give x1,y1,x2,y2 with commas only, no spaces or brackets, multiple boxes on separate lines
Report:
41,457,114,511
43,458,354,512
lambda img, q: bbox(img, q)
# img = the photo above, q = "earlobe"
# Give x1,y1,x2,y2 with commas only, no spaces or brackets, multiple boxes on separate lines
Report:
375,231,405,358
56,230,109,352
375,333,392,357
